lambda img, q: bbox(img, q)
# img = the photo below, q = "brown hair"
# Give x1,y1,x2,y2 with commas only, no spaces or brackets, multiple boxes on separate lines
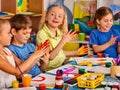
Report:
9,14,32,32
38,4,68,33
94,6,113,28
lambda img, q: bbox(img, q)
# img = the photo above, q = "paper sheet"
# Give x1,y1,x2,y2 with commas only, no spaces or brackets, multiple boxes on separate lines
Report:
47,62,111,75
31,73,55,87
69,57,113,65
47,64,78,74
74,65,111,74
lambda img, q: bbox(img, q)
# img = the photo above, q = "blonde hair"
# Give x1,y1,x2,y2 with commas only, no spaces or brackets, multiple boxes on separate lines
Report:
38,4,68,33
0,19,9,32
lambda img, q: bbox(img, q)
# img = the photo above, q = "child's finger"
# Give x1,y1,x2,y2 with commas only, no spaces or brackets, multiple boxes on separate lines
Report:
69,30,77,35
83,49,88,52
68,30,73,34
111,35,113,38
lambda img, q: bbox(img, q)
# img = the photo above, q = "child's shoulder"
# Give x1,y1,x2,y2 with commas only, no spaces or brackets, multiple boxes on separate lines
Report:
26,43,35,48
25,43,36,51
90,29,99,34
4,47,13,56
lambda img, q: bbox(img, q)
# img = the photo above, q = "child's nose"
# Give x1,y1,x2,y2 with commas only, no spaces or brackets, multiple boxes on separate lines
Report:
10,33,13,37
27,34,30,38
55,15,59,19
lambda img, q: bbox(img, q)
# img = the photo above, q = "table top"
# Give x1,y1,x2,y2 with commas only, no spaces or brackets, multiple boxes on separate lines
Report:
6,57,119,90
34,59,120,90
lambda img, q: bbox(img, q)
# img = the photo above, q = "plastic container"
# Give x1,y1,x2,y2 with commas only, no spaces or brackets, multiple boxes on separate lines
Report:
55,74,63,89
87,62,92,66
113,82,119,89
101,81,107,88
12,80,19,88
97,53,103,58
39,84,46,90
108,82,114,88
105,62,111,68
77,73,104,89
116,73,120,80
78,68,85,74
105,87,111,90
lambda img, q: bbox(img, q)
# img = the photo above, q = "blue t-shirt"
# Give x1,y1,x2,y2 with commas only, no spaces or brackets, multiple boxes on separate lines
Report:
8,43,41,77
89,28,120,58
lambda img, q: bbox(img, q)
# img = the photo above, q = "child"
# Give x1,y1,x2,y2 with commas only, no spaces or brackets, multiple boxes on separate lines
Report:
8,14,49,77
0,18,48,88
36,4,88,71
89,6,120,58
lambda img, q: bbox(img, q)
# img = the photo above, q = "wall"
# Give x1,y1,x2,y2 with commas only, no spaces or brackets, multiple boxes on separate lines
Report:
44,0,74,13
0,0,120,12
44,0,120,13
97,0,120,8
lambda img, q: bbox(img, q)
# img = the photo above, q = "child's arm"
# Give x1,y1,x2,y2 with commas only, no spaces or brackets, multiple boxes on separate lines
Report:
92,35,118,53
39,53,50,72
64,45,89,56
117,42,120,54
0,45,48,77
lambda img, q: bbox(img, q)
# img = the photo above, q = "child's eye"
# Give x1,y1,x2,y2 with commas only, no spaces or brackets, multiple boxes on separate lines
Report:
51,13,55,16
59,15,63,18
104,20,108,22
23,33,27,35
110,19,113,22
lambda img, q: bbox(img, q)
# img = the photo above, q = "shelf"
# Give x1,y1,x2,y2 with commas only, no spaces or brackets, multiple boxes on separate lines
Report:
0,0,44,32
1,0,44,14
0,13,43,19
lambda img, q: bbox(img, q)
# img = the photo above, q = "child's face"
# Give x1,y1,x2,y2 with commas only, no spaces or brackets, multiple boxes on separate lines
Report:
97,13,113,32
0,22,12,46
46,6,65,29
12,27,32,45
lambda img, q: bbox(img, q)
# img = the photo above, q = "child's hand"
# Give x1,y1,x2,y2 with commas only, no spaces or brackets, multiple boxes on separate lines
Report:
37,40,50,51
33,45,48,59
109,35,118,46
41,53,50,65
78,45,89,55
62,30,77,43
40,53,50,72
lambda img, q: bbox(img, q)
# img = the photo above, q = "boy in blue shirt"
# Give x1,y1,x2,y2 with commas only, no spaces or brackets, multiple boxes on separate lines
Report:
8,14,49,77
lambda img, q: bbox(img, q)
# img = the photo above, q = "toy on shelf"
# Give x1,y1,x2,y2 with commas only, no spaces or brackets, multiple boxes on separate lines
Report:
17,0,28,12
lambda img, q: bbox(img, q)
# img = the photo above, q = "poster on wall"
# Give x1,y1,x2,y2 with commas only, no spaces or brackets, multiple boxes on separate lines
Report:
110,4,120,25
73,0,97,34
17,0,28,12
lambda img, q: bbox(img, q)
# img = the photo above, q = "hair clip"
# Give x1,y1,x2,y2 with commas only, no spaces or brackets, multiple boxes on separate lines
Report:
47,4,62,10
47,4,55,10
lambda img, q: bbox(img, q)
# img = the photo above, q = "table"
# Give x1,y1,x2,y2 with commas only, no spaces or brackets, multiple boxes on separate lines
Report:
34,59,120,90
